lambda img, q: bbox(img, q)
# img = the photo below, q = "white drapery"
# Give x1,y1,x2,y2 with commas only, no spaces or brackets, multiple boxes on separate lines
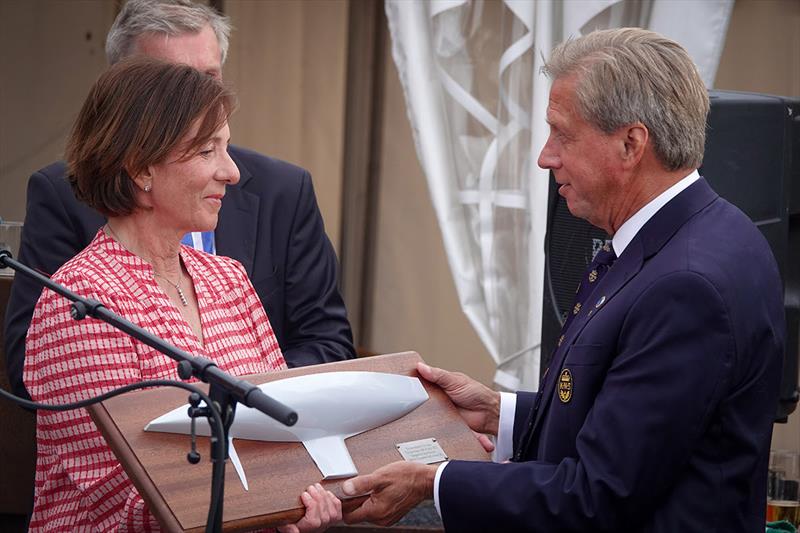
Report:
385,0,734,391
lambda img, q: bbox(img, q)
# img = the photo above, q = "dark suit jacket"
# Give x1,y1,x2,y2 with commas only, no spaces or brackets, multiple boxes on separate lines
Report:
440,178,785,532
4,145,355,400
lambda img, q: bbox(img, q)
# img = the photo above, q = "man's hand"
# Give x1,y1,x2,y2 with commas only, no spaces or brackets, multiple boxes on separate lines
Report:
341,461,437,526
417,362,501,437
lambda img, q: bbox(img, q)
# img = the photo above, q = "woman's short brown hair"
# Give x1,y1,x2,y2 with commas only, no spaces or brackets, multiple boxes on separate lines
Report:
66,58,235,217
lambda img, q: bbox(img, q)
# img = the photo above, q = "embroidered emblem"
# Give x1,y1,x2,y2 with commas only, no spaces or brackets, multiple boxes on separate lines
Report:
557,334,565,347
573,302,582,315
602,243,611,252
595,295,606,308
588,270,598,283
558,369,573,403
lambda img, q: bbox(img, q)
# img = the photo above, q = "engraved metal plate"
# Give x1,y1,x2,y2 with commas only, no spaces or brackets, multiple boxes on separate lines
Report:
396,437,448,464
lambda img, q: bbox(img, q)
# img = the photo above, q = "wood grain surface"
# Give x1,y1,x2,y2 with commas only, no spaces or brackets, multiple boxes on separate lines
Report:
89,351,490,531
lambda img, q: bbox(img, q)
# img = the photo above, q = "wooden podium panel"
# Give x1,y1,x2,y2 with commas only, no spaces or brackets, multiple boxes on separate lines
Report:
89,351,490,532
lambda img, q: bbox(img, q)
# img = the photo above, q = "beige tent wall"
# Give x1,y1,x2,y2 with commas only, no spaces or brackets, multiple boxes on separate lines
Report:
0,0,117,223
715,0,800,97
224,0,348,253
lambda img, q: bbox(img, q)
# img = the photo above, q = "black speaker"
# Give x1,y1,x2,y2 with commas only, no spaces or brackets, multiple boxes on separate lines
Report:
541,90,800,421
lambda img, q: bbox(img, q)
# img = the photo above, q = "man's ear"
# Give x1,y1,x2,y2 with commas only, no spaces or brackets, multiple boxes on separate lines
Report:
621,123,648,169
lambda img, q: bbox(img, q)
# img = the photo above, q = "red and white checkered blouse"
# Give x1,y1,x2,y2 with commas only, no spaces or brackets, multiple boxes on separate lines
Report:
24,230,286,531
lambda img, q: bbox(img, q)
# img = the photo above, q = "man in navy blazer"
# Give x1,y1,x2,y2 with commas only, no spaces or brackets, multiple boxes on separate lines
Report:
4,0,354,401
342,28,785,532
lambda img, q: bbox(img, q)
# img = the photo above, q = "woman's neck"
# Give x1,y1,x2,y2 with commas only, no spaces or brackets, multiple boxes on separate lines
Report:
105,216,185,279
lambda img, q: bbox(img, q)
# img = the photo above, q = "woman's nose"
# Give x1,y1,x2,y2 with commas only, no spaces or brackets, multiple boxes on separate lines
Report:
220,149,240,185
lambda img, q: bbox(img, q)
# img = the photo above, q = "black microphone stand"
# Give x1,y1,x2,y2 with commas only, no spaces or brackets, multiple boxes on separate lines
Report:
0,250,297,532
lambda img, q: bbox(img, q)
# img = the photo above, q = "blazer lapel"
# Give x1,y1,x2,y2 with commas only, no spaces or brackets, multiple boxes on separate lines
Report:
519,242,643,459
216,147,259,277
519,178,720,459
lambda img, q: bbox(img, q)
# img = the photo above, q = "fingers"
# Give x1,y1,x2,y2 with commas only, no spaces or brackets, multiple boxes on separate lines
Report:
418,362,476,395
342,474,375,497
292,483,341,533
327,488,343,522
342,495,373,524
342,489,401,526
342,469,392,524
473,431,495,453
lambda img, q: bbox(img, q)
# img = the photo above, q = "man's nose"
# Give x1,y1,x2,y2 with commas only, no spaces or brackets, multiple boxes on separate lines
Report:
537,140,560,170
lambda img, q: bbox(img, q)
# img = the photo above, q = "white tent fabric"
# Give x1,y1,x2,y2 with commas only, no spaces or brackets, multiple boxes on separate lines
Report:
385,0,733,391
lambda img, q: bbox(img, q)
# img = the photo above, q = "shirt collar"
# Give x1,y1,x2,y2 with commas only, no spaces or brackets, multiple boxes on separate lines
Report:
612,170,700,257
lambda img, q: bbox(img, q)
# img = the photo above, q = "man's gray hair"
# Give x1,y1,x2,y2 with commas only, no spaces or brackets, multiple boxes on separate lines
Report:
106,0,231,65
543,28,709,171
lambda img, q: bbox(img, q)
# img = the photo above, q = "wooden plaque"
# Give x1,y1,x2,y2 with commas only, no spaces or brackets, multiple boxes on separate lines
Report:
89,351,490,531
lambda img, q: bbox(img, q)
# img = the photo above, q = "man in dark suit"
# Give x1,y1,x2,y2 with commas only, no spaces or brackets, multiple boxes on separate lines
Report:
342,28,785,532
4,0,355,401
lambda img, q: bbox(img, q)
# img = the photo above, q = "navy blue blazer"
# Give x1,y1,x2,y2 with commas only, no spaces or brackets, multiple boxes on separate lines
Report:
440,178,785,532
4,145,355,400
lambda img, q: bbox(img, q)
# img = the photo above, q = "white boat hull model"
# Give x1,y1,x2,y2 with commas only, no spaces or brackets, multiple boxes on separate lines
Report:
145,371,429,485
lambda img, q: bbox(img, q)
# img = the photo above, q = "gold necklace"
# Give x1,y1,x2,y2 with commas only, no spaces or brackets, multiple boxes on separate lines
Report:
105,224,189,307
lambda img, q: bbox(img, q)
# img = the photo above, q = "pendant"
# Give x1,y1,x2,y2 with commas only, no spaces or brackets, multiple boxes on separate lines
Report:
175,286,189,307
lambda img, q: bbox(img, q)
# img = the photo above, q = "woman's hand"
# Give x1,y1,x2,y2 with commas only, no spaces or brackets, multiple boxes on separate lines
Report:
277,483,342,533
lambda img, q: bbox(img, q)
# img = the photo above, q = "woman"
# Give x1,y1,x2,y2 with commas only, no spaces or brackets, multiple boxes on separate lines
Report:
23,59,340,532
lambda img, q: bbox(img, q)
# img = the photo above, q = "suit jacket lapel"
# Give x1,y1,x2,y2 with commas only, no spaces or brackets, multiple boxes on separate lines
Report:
520,178,719,459
216,147,259,277
519,242,644,459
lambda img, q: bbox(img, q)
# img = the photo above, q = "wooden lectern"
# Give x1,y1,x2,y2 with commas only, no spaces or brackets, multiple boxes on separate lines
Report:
89,351,490,531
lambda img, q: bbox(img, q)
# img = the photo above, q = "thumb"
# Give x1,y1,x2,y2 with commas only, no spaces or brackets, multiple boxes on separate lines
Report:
417,362,448,386
342,474,374,496
418,362,462,392
473,431,495,453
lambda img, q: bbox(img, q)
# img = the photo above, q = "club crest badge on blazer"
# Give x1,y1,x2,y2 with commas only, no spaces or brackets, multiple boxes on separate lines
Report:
558,369,573,403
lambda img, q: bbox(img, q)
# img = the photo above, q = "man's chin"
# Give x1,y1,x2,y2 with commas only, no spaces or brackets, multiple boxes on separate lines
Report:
563,199,581,218
564,201,593,225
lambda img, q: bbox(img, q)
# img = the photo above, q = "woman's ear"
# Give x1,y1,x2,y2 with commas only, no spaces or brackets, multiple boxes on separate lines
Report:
130,166,154,193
